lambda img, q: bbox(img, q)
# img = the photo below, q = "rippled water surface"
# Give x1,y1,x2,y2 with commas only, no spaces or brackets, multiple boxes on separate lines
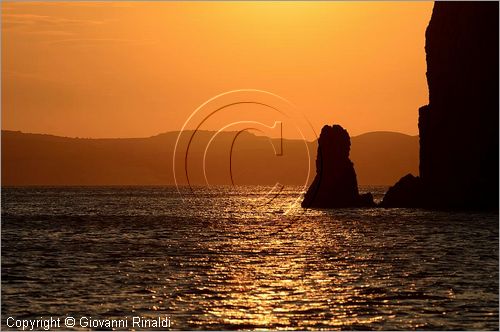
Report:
2,186,498,330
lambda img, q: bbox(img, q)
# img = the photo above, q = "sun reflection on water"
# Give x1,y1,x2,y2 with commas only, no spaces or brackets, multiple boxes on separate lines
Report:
1,186,498,330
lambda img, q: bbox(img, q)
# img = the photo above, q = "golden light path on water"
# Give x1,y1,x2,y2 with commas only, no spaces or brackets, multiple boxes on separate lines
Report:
1,186,498,330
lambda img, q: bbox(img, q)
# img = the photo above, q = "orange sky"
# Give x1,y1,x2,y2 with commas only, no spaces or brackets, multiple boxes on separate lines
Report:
2,1,433,139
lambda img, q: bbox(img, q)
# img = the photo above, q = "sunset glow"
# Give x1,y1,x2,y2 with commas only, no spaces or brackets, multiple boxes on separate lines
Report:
2,1,433,138
2,2,499,331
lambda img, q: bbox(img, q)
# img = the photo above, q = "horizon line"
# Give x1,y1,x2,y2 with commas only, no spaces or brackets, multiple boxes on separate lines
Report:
1,128,419,140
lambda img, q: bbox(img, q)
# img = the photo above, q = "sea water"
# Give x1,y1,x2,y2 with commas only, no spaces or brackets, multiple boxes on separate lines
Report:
2,186,498,330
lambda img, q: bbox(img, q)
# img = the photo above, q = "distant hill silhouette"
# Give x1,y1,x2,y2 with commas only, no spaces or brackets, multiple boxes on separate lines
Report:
350,131,418,186
1,130,417,186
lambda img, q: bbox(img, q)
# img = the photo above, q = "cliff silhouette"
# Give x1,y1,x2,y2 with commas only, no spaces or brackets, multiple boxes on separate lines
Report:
419,2,499,209
384,2,499,209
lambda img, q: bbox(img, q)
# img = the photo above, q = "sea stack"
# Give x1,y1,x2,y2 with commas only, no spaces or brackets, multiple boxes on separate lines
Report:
302,125,374,208
383,2,499,209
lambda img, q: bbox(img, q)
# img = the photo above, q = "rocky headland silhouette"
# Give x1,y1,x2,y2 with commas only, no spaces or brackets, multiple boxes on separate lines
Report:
303,2,499,210
385,2,499,209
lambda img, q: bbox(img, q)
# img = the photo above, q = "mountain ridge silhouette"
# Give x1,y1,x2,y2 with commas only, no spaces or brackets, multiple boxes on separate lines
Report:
2,129,418,186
